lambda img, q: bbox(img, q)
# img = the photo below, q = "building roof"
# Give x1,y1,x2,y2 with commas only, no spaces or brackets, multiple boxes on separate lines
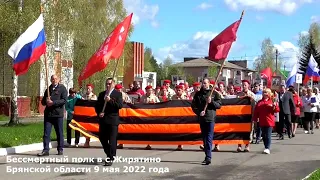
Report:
174,58,256,72
174,58,220,67
223,61,246,70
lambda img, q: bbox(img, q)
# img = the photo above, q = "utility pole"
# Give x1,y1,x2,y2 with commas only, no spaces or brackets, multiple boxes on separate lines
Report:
9,0,23,125
275,49,279,73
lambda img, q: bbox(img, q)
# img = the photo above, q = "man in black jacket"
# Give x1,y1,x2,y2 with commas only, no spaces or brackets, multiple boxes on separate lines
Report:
38,75,68,156
95,78,123,166
278,85,296,139
191,78,222,165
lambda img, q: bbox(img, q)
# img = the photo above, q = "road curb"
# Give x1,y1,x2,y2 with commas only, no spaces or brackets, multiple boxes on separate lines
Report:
302,169,318,180
0,137,98,156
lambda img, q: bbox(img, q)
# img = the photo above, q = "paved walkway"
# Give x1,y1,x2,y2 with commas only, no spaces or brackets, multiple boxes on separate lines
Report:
0,129,319,180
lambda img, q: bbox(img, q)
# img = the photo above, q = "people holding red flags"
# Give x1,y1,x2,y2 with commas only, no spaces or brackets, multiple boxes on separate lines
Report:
191,78,222,165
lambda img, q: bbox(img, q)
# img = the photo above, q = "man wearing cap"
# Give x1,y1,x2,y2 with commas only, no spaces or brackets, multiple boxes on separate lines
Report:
83,84,97,148
84,84,97,101
140,85,160,150
115,84,131,104
140,85,160,104
190,82,201,99
191,78,222,165
236,79,256,152
172,85,188,100
163,80,175,98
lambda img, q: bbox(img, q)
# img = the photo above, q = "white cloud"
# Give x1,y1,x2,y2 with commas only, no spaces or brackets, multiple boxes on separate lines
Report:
311,15,320,23
224,0,313,15
197,2,213,10
274,41,300,70
155,31,245,63
123,0,159,27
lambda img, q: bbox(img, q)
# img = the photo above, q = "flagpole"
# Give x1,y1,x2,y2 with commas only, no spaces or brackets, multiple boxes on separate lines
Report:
101,58,121,113
40,5,50,98
201,10,245,115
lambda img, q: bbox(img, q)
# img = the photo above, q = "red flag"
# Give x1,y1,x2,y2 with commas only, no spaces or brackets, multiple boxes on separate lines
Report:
208,19,242,61
78,13,133,86
260,67,272,87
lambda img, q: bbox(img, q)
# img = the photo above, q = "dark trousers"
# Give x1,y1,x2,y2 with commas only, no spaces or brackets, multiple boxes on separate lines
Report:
304,112,316,131
255,122,262,142
278,113,291,137
200,121,214,160
67,119,80,145
261,126,273,149
43,117,64,152
99,122,118,161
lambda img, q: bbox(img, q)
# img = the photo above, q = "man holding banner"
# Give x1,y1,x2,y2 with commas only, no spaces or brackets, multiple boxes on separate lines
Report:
191,78,222,165
95,78,123,166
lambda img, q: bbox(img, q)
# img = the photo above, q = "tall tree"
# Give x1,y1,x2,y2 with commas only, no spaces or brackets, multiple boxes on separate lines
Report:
149,55,159,72
144,47,153,71
253,38,280,72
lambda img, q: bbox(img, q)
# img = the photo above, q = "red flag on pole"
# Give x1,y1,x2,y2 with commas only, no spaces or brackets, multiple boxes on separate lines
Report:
261,67,273,87
78,13,133,86
208,17,242,61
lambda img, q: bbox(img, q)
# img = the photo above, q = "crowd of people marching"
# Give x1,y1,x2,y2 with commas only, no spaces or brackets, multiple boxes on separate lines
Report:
66,78,319,155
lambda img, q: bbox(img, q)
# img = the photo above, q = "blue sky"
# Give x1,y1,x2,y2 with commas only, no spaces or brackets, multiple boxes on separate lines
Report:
124,0,320,69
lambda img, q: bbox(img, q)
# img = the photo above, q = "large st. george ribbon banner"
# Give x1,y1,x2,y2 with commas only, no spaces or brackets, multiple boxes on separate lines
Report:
69,97,252,145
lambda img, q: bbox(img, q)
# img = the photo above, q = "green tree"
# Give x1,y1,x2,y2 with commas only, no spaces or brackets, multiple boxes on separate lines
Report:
253,38,281,72
309,22,320,48
144,47,153,71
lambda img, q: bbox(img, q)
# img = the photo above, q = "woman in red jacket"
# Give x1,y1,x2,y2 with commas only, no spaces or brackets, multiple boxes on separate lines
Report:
253,88,280,154
288,86,303,137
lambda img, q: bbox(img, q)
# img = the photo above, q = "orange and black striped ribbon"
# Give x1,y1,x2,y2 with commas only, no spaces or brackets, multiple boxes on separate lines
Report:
69,97,252,145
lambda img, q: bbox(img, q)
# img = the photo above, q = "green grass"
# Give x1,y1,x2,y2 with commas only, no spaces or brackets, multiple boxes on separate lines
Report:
308,169,320,180
0,115,9,121
0,121,74,148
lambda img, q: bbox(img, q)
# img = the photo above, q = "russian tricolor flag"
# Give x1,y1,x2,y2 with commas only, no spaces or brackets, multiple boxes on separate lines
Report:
8,14,46,76
303,55,320,84
286,63,298,87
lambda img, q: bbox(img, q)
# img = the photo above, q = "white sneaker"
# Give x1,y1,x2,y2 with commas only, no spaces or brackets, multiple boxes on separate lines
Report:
263,149,270,154
305,131,309,134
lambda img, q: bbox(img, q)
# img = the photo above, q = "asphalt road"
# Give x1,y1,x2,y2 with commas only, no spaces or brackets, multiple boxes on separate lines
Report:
0,129,319,180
